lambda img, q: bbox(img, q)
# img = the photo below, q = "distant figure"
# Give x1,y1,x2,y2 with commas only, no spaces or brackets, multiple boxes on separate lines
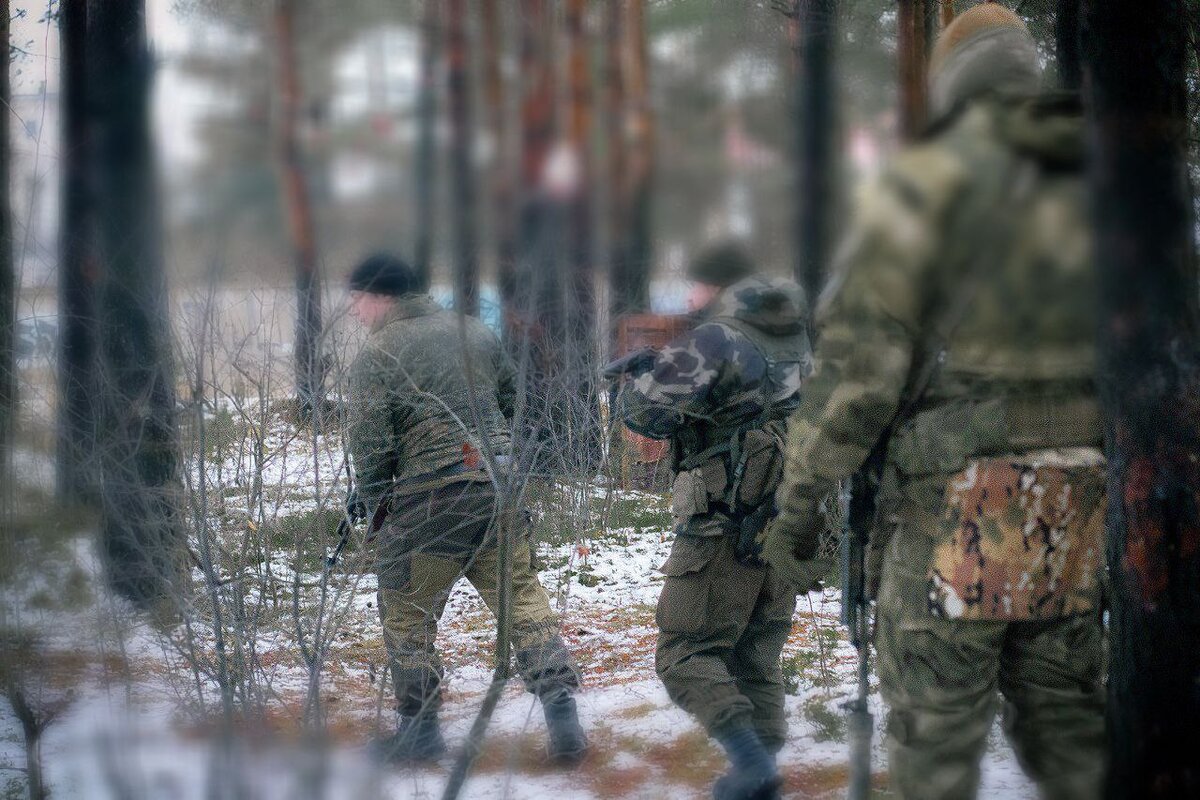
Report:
616,242,813,800
344,253,587,765
766,7,1105,799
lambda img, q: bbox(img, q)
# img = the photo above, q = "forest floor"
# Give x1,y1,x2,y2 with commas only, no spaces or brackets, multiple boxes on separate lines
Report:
0,405,1038,799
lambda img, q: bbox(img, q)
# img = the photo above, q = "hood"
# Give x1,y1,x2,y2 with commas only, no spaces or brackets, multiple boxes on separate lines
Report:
993,93,1085,169
707,276,808,336
929,25,1042,122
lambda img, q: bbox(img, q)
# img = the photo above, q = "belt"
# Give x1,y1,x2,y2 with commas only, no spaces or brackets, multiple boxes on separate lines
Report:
392,455,512,496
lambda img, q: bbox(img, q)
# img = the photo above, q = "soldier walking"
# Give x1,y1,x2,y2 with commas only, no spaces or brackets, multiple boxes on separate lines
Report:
765,8,1106,799
616,242,814,800
344,253,588,765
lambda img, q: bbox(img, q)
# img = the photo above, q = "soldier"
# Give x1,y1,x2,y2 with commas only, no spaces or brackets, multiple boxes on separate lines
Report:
345,253,588,765
616,242,813,800
765,8,1105,799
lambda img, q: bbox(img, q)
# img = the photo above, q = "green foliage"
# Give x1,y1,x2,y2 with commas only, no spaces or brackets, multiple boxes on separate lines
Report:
803,695,847,743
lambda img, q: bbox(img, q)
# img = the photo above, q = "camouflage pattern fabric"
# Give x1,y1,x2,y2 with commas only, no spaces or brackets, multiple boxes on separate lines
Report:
765,88,1107,799
618,276,811,538
347,294,516,515
655,533,797,750
616,275,811,752
877,496,1104,800
376,481,579,716
928,454,1106,621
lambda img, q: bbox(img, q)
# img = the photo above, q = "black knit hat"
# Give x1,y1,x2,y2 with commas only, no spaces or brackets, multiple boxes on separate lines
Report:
686,241,756,287
348,252,419,296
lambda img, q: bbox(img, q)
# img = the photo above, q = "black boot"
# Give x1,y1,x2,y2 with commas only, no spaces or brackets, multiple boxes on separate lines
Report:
373,712,446,764
542,693,589,766
713,728,781,800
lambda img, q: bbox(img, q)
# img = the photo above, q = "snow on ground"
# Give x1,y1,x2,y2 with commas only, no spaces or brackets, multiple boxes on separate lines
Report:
2,412,1038,799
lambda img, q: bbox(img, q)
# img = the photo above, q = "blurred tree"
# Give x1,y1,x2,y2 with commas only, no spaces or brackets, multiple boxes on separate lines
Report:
616,0,654,319
1056,0,1081,90
414,0,441,292
89,0,185,606
566,0,595,347
789,0,837,310
56,0,97,506
0,0,12,507
446,0,479,315
273,0,325,417
481,0,515,312
1084,1,1200,796
897,0,928,138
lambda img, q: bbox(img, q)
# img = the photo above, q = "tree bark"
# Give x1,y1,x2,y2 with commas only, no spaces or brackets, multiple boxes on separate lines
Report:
1083,1,1200,797
481,0,516,315
624,0,654,313
56,0,98,505
792,0,837,311
273,0,325,418
897,0,928,139
940,0,955,29
447,0,479,316
89,0,185,606
565,0,595,350
0,0,14,506
1056,0,1082,91
413,0,440,293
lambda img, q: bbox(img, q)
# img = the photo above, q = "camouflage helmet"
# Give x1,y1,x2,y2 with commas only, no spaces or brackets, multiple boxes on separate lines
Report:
686,240,756,287
929,4,1042,120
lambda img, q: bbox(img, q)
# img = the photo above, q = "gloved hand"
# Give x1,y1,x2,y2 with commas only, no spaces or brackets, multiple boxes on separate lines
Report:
760,499,829,591
345,489,368,524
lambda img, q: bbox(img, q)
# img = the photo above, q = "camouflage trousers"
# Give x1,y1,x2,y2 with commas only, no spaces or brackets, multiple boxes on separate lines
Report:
655,532,798,750
875,495,1105,800
375,481,580,717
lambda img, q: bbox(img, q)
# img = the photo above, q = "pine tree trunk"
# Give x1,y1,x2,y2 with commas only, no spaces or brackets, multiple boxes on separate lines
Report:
565,0,595,350
413,0,440,293
1083,1,1200,796
792,0,837,310
273,0,324,418
89,0,184,606
447,0,479,316
625,0,654,308
898,0,928,139
0,0,13,506
56,0,97,505
481,0,516,316
606,0,633,324
939,0,955,28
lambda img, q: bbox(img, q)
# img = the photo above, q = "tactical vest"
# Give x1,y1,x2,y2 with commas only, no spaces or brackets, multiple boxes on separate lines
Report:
673,316,811,514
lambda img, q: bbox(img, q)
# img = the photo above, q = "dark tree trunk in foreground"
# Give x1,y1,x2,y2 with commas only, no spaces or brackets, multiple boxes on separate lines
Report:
56,0,98,505
897,0,928,139
1056,0,1082,91
274,0,325,418
89,0,184,606
1083,1,1200,797
413,0,440,293
625,0,654,312
0,0,14,504
792,0,837,310
447,0,479,316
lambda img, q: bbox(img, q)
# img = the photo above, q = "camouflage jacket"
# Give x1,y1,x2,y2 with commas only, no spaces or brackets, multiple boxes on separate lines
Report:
617,277,812,530
774,93,1102,542
347,295,516,515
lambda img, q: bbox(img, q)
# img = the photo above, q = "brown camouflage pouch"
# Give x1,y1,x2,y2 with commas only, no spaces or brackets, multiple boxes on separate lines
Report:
927,451,1107,621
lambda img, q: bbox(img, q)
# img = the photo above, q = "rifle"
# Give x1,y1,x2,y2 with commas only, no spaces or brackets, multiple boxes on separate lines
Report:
842,465,879,800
